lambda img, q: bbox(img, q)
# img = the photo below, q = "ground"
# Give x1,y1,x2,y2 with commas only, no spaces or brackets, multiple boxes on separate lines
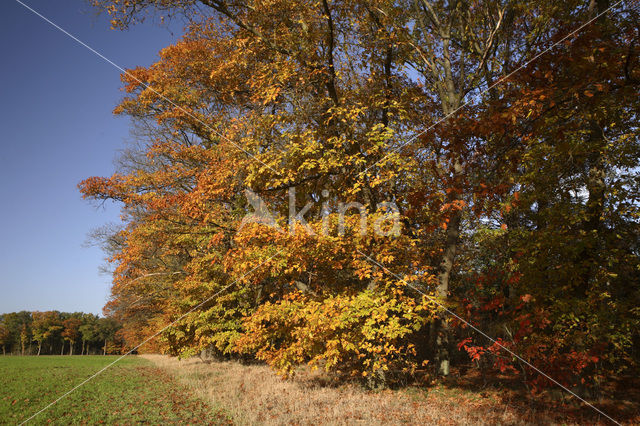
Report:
141,354,638,425
0,355,229,425
2,355,638,425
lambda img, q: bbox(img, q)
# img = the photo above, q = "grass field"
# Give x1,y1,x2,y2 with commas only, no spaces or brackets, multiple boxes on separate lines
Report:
142,354,628,425
0,356,229,425
2,355,637,425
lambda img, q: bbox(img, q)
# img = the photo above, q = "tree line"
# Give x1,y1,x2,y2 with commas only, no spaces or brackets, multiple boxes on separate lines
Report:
82,0,639,395
0,311,122,356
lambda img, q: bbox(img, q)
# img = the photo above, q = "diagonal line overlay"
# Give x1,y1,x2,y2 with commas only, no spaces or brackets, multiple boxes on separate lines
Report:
357,250,620,425
19,251,281,425
361,0,627,175
14,0,279,174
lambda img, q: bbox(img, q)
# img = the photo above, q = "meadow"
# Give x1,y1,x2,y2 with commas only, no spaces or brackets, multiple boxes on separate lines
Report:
141,354,637,425
0,356,229,425
1,355,638,425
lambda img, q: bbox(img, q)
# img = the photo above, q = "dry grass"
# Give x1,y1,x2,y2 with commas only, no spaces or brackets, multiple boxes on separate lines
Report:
141,354,599,425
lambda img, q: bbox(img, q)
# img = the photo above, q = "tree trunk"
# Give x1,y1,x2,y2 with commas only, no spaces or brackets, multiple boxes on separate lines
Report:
104,339,107,355
432,157,464,376
37,341,42,356
431,25,465,375
69,341,74,356
577,0,609,297
61,341,65,356
81,340,85,356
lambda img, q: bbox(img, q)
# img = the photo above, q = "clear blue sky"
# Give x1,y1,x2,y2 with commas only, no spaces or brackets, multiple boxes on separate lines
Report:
0,0,180,315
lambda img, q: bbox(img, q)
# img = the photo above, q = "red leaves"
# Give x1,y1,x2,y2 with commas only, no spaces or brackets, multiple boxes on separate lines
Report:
457,337,472,352
457,337,486,363
481,296,504,312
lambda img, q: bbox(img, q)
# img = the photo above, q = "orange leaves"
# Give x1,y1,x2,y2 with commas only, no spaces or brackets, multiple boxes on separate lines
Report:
81,0,640,393
61,318,82,342
440,199,466,213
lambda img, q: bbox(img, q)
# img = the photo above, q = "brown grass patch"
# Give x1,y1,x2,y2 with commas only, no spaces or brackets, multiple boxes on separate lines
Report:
141,354,631,425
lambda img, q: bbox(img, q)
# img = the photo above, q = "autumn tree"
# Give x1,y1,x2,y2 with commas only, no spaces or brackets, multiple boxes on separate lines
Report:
453,0,640,391
32,311,63,356
1,311,32,355
84,0,639,392
0,322,9,355
20,323,30,356
61,318,82,356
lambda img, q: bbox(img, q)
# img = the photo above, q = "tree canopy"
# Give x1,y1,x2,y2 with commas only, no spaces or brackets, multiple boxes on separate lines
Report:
0,311,122,356
81,0,639,395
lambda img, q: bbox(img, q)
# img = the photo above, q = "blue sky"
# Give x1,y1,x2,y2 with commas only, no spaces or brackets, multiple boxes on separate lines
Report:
0,0,180,315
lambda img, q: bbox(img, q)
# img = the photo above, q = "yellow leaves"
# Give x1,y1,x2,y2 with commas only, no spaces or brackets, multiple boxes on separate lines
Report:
236,289,428,379
261,85,282,105
83,0,640,388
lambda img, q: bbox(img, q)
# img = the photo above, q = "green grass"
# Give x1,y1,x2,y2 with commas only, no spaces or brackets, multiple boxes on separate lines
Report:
0,355,230,425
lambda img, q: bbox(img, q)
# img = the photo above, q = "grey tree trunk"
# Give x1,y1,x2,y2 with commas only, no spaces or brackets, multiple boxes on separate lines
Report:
434,196,462,376
432,104,464,376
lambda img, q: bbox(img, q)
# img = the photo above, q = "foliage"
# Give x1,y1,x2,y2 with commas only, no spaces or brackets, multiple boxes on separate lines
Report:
0,311,122,356
82,0,639,394
237,289,437,384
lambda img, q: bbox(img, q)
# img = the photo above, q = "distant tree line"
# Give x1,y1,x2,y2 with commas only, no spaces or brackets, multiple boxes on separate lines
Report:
0,311,122,356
